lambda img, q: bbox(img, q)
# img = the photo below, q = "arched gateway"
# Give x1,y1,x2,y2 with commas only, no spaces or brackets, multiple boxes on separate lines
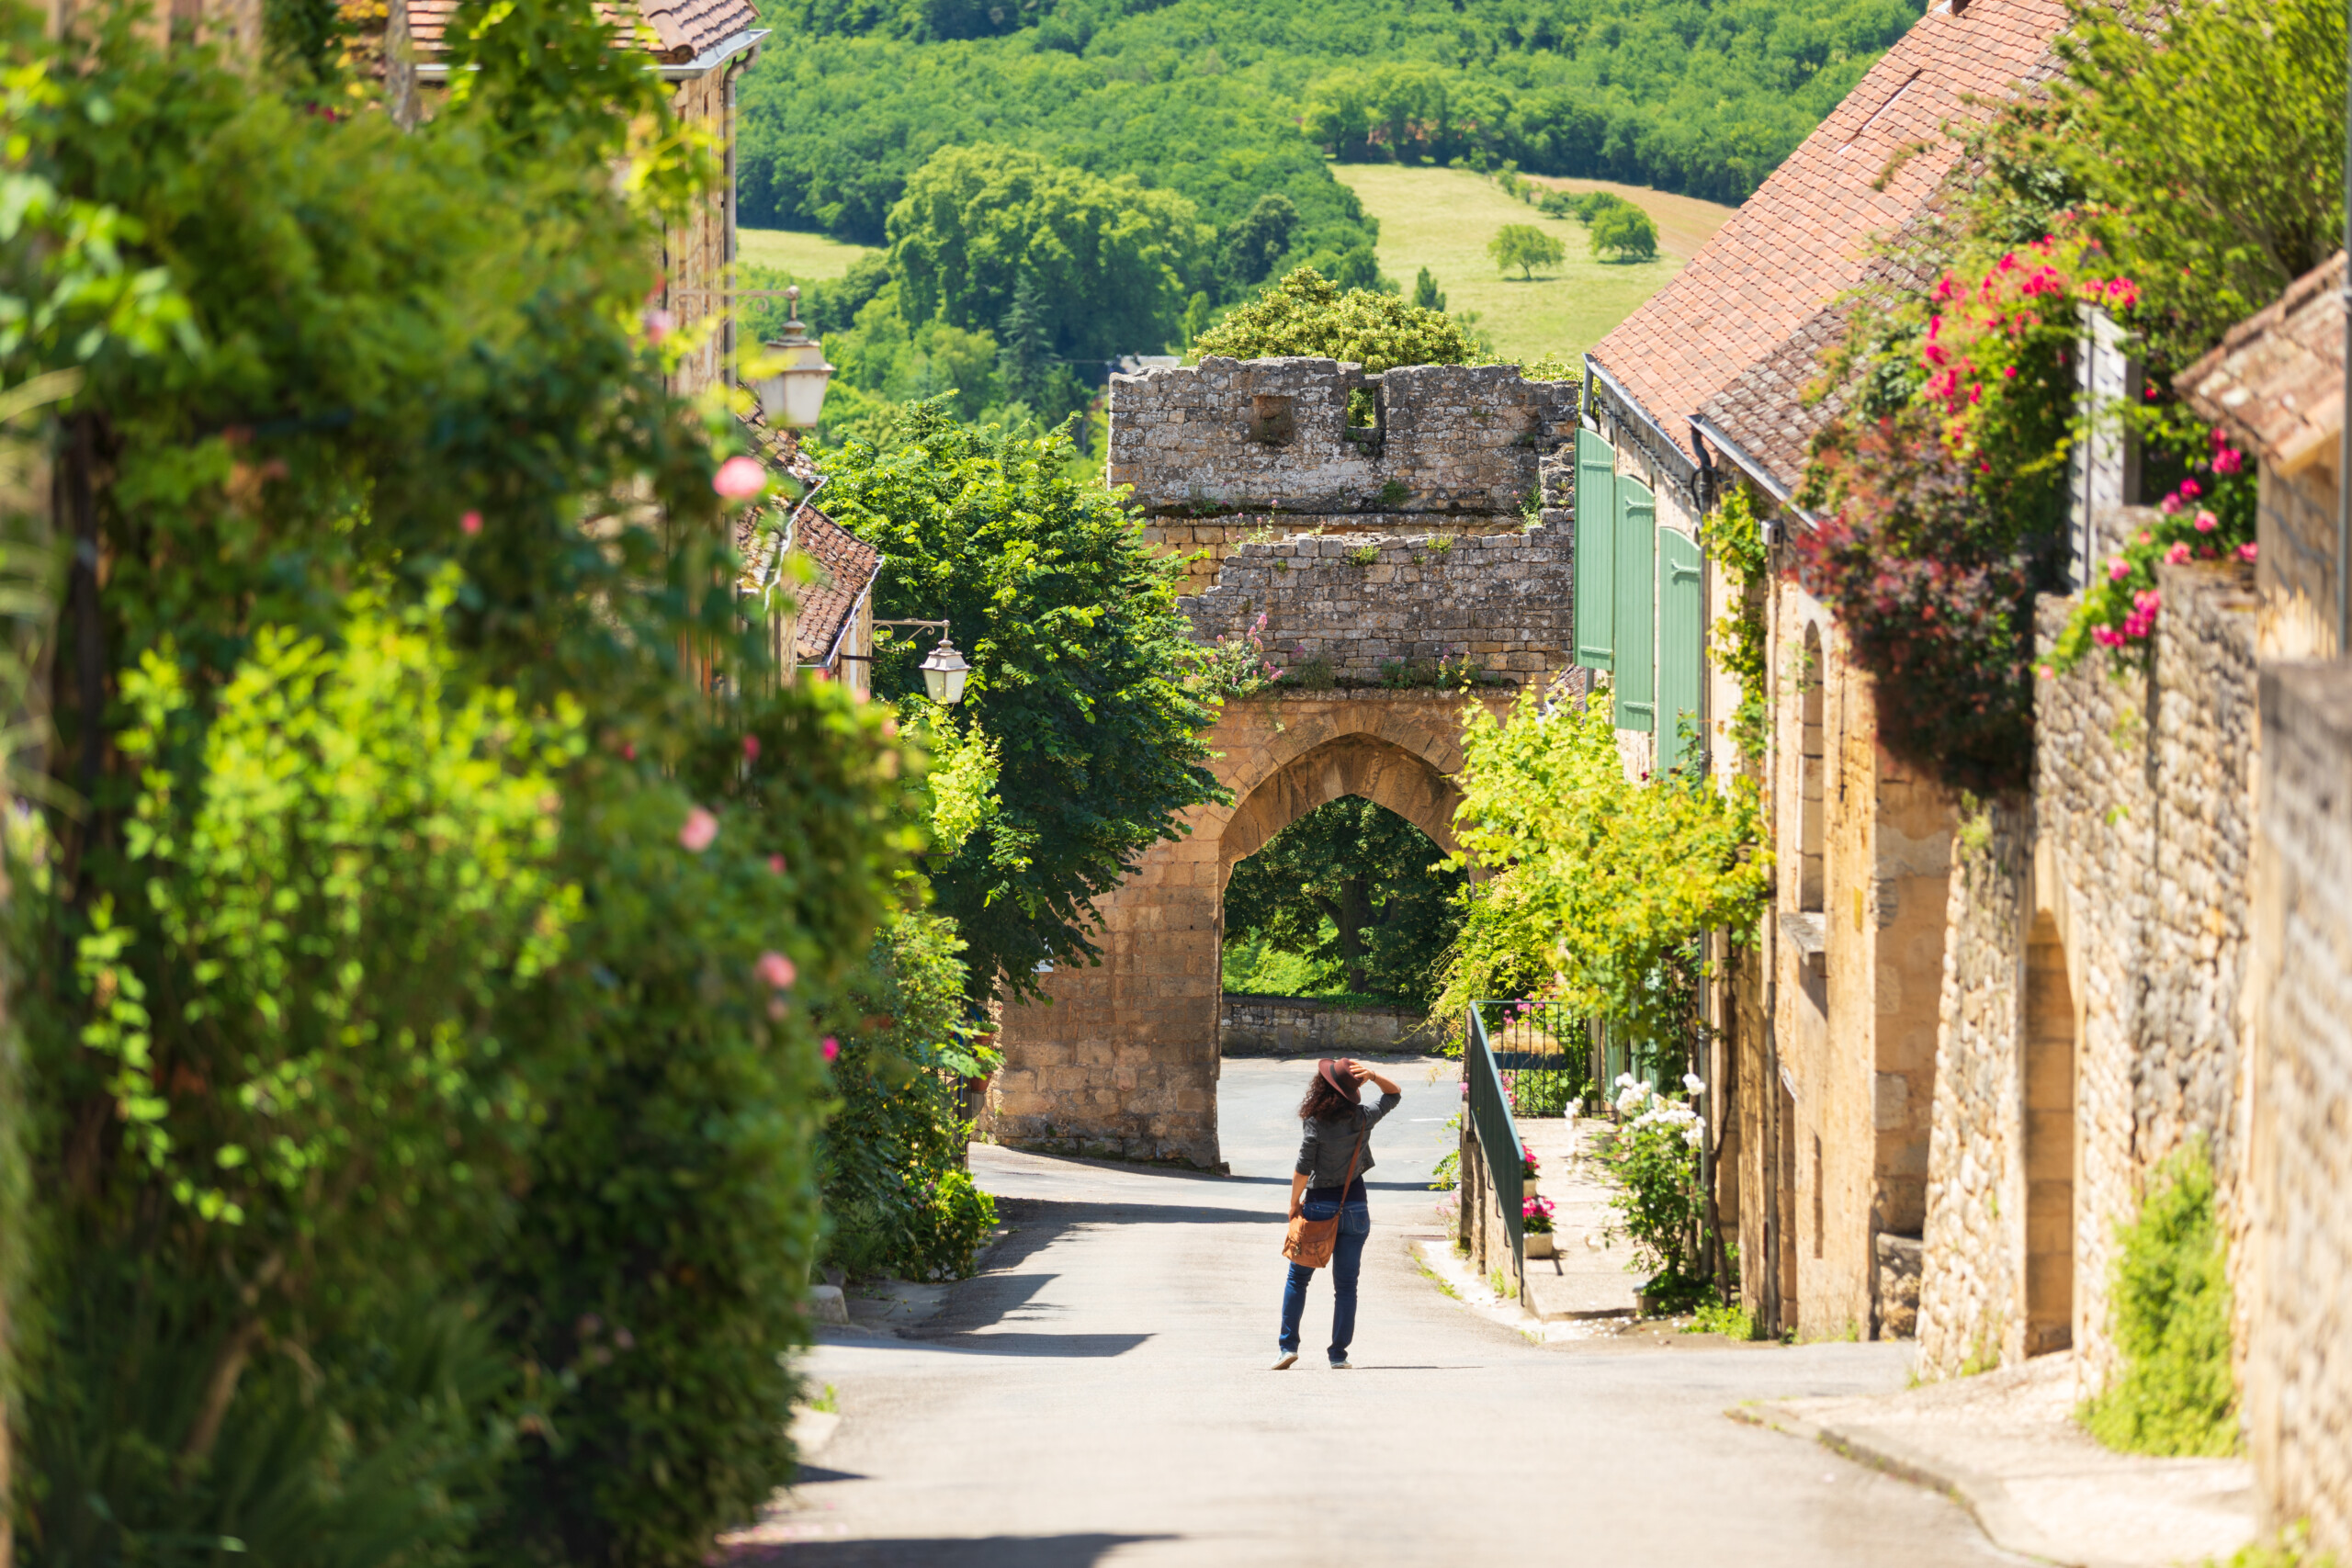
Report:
981,355,1584,1168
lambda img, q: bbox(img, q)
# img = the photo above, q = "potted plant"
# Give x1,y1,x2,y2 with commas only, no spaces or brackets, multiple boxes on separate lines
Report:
1522,1194,1557,1258
1520,1148,1541,1195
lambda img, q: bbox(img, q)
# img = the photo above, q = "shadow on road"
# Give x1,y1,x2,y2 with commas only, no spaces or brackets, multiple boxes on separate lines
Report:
740,1535,1178,1566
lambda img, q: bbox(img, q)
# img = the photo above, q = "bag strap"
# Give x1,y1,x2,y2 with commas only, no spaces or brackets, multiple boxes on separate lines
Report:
1338,1110,1365,1192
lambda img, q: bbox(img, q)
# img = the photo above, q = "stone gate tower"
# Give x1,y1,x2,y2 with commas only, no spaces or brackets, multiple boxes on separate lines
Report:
980,356,1583,1168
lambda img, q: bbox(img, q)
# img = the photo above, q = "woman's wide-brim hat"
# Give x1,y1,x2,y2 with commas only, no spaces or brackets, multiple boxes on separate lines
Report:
1317,1057,1363,1103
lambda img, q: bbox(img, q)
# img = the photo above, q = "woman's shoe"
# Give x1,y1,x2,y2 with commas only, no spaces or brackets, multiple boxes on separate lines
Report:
1272,1352,1298,1370
1329,1358,1351,1370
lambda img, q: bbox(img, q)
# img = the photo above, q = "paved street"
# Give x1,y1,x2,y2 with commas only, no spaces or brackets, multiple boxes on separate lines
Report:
744,1056,2028,1567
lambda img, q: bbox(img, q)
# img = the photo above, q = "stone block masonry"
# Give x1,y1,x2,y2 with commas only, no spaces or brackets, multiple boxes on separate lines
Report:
1108,355,1581,523
1179,525,1577,689
1917,556,2259,1388
1219,994,1440,1056
2245,660,2352,1554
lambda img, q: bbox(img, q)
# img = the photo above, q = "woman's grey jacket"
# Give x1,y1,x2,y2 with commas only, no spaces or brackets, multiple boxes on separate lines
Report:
1295,1092,1402,1190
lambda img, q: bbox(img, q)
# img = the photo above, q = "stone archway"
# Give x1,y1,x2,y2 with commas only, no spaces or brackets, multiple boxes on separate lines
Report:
982,689,1508,1168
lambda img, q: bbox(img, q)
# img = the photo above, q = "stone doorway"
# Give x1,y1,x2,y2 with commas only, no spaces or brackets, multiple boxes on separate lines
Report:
981,690,1501,1169
2024,910,2077,1356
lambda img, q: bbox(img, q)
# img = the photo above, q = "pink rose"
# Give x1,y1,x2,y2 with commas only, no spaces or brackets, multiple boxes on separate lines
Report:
2161,494,2182,515
743,734,761,761
713,456,767,499
2037,663,2055,680
756,951,796,988
821,1036,841,1063
2194,510,2218,534
679,807,718,852
2179,478,2201,500
2134,589,2163,613
2213,446,2245,475
769,853,787,874
2165,542,2190,565
642,308,674,344
2108,558,2132,582
2238,542,2259,562
461,510,483,536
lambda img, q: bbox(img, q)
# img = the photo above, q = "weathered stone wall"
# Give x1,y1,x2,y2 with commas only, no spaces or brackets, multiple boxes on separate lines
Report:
1218,995,1438,1056
1108,356,1580,520
1916,560,2259,1385
1917,797,2031,1375
1178,525,1577,688
2245,660,2352,1552
1144,513,1526,592
2256,465,2344,660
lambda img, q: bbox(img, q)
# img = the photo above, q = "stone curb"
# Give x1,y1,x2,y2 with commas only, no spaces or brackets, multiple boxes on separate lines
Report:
1728,1401,2133,1568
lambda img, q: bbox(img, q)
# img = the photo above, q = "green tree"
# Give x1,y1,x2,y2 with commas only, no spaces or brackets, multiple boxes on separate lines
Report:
1488,222,1566,279
1224,796,1464,1003
1192,266,1470,372
1182,288,1216,345
887,142,1209,358
1412,265,1446,312
818,400,1223,1001
1588,202,1659,262
1219,190,1301,290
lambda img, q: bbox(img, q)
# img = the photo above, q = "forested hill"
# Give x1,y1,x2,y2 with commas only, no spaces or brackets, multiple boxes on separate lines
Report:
737,0,1927,247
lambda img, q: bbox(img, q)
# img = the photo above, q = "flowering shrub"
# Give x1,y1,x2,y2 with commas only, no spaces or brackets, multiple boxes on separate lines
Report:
1603,1077,1709,1303
1196,610,1287,698
1521,1194,1556,1234
1521,1149,1542,1181
2047,429,2258,674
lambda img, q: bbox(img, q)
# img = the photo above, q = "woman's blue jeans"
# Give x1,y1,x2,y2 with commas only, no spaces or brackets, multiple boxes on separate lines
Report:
1279,1196,1371,1362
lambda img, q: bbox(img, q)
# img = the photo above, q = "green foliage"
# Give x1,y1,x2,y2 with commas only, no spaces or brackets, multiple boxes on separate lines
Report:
2033,0,2345,367
1221,930,1337,997
5,8,911,1562
1705,487,1769,770
1224,796,1464,1006
888,143,1207,358
816,913,1000,1280
1438,687,1768,1068
817,400,1222,1003
2202,1525,2341,1568
741,0,1923,260
1684,1294,1760,1339
1487,223,1566,280
1412,266,1446,313
1587,201,1660,262
2080,1143,2238,1457
1192,266,1471,372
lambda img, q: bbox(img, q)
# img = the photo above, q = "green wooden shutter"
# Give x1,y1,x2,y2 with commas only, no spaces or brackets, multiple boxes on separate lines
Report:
1574,430,1615,671
1613,476,1656,732
1657,525,1704,772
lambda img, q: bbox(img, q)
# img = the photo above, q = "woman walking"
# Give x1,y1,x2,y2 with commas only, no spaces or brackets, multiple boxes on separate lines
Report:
1275,1057,1401,1370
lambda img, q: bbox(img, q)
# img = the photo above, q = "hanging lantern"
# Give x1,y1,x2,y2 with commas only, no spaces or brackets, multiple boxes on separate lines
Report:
751,285,836,430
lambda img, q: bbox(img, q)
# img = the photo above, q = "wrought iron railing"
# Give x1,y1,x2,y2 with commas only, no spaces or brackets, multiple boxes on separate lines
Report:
1474,997,1599,1115
1464,1003,1527,1287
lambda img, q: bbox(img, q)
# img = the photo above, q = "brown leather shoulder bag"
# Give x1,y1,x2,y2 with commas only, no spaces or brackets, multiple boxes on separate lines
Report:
1282,1117,1364,1269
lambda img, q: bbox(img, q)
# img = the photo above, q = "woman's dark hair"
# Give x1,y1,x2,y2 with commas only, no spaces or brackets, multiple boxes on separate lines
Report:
1299,1070,1358,1122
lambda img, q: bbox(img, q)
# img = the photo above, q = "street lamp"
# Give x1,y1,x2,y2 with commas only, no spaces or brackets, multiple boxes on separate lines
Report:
919,637,970,706
750,285,836,430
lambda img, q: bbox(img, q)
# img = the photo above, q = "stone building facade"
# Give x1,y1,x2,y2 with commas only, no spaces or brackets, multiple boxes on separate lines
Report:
2245,662,2352,1553
1916,559,2261,1385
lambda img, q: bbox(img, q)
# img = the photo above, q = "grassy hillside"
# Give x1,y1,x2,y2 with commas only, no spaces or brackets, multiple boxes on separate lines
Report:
1336,166,1734,366
737,228,881,279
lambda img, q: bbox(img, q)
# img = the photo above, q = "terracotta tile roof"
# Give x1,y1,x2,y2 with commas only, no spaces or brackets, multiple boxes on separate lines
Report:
2179,252,2347,474
733,412,880,668
1590,0,2071,479
1696,209,1955,488
402,0,758,62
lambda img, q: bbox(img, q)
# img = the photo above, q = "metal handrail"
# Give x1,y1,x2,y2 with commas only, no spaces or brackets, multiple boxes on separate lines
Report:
1464,1004,1527,1290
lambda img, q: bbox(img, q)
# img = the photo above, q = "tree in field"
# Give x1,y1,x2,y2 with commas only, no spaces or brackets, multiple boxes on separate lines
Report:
1225,796,1464,1003
888,143,1209,357
1488,222,1566,279
1413,265,1446,312
1589,202,1660,262
1192,266,1470,371
819,400,1224,1003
